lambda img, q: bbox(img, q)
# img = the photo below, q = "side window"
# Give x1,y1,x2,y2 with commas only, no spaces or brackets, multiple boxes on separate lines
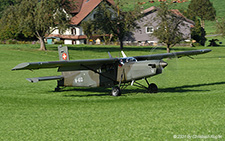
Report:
146,26,154,34
71,28,76,35
93,13,97,19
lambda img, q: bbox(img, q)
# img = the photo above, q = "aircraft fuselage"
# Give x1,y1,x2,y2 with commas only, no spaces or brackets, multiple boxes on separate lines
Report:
59,59,167,88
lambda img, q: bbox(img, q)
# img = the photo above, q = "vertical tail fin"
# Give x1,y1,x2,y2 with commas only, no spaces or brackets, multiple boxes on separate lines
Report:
58,45,70,61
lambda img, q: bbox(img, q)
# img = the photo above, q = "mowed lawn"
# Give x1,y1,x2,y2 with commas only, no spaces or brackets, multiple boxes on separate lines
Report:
0,44,224,140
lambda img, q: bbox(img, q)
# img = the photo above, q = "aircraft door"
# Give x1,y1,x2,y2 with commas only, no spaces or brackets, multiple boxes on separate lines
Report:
99,64,117,87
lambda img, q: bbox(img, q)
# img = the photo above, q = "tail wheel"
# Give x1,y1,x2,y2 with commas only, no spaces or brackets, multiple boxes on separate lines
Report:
148,83,158,93
111,86,121,96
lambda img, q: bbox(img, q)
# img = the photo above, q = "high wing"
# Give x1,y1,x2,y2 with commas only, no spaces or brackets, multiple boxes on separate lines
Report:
12,49,211,71
12,58,119,71
133,49,211,61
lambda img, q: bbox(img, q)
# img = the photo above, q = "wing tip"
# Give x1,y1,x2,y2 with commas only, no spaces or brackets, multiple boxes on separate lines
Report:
202,49,212,53
12,63,29,71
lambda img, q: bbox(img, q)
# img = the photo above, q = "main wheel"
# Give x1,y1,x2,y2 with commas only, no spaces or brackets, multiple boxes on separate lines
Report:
55,86,60,92
148,83,158,93
111,86,121,96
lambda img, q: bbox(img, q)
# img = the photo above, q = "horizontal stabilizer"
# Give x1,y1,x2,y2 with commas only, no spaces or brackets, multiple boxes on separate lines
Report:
26,75,63,83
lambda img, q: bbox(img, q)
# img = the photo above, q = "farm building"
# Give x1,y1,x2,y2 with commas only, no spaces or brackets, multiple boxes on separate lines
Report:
48,0,194,45
47,0,114,45
124,6,194,45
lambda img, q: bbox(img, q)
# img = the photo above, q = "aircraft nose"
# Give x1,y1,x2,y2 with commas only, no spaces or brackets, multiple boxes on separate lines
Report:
160,60,168,68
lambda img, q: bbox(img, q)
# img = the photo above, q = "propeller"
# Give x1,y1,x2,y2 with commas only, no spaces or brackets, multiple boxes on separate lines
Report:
148,47,179,89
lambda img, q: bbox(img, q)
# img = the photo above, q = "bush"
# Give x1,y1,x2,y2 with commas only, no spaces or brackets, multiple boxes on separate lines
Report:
55,40,64,44
192,42,201,47
208,39,220,47
0,40,5,44
5,39,17,44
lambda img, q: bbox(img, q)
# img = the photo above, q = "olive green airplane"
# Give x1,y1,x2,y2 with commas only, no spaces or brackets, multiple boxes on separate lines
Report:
12,46,211,96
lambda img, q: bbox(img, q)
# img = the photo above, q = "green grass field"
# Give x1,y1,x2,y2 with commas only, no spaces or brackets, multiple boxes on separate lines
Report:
0,44,224,140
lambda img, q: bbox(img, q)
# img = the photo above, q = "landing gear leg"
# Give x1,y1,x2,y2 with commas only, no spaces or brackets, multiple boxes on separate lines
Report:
55,80,63,92
111,69,124,96
111,86,121,96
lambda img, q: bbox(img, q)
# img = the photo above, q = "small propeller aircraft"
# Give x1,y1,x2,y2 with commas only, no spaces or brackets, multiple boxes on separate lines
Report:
12,46,211,96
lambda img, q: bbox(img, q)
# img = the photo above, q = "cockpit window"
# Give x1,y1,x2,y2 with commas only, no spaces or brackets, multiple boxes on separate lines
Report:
120,57,137,64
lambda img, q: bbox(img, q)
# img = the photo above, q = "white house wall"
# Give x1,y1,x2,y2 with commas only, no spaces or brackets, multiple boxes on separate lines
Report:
64,40,72,44
50,26,84,35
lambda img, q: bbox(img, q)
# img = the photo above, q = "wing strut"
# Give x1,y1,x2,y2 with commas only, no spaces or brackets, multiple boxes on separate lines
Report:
187,56,194,59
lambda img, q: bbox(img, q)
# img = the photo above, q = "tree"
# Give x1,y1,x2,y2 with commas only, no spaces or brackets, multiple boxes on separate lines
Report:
153,2,186,53
93,0,141,50
216,18,225,37
81,19,95,44
0,0,72,50
191,19,207,46
187,0,216,28
0,6,20,40
0,0,20,18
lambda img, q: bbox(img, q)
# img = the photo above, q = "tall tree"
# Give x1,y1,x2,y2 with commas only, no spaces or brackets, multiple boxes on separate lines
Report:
0,6,20,40
0,0,72,50
93,0,141,50
191,19,207,46
187,0,216,28
0,0,20,18
153,2,186,53
81,19,95,44
216,18,225,37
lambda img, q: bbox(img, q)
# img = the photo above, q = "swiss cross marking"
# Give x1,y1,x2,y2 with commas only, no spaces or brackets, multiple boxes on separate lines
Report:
62,53,67,60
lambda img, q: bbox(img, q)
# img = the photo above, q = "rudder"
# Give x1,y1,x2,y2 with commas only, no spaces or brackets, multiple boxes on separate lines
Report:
58,45,70,61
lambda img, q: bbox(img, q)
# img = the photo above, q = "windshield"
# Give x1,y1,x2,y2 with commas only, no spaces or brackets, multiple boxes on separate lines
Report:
120,57,137,64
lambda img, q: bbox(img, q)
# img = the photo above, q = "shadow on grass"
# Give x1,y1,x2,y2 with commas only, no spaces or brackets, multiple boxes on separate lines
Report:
57,81,225,97
160,81,225,93
207,45,225,48
61,87,147,97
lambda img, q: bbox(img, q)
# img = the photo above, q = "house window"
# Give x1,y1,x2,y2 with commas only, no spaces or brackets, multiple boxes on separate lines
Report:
146,26,154,33
71,28,76,35
93,14,96,19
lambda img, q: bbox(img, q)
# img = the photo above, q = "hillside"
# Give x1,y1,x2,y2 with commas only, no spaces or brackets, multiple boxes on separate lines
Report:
122,0,225,35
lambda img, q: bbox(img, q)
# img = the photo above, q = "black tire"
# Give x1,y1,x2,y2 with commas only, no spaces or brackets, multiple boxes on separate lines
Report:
111,86,121,96
148,83,158,93
55,87,60,92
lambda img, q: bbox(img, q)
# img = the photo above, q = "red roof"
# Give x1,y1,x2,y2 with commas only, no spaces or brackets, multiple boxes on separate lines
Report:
70,0,114,25
142,6,194,25
48,34,87,40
